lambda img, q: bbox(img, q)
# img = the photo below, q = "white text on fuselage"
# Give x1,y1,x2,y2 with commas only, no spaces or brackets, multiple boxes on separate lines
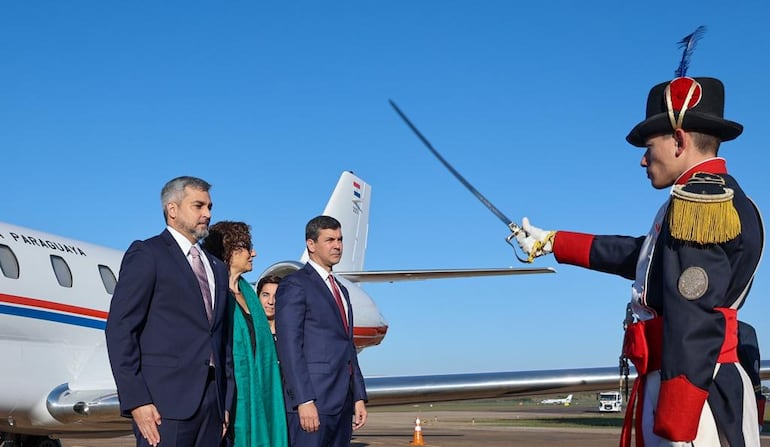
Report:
6,232,87,256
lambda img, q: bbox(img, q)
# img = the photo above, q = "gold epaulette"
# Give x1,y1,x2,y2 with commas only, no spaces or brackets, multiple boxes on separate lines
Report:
668,172,741,244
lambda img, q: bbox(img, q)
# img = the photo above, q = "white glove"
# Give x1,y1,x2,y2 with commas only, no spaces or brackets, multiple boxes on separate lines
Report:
515,217,556,262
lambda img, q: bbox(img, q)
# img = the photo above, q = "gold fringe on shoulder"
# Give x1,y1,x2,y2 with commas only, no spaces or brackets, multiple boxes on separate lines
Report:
668,186,741,244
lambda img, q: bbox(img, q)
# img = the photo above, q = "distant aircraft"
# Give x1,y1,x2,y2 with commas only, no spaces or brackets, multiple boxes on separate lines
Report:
0,171,555,446
540,394,573,405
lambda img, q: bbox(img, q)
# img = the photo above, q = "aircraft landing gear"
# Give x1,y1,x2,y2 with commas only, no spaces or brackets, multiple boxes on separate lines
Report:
0,434,61,447
25,437,61,447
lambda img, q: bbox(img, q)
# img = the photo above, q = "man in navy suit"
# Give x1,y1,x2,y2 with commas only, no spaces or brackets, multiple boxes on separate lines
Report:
275,215,368,447
106,176,234,447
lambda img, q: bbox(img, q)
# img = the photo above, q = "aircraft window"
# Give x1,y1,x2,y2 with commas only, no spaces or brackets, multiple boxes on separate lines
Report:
98,264,117,294
0,244,20,279
50,255,73,288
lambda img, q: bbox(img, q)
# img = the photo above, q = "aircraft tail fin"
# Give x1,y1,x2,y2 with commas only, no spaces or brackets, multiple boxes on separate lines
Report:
300,171,370,272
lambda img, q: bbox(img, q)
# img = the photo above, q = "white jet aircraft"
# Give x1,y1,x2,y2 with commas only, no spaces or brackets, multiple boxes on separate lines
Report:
540,394,573,405
0,171,767,446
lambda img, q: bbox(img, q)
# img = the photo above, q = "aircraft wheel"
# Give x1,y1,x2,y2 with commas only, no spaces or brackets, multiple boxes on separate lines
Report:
25,437,61,447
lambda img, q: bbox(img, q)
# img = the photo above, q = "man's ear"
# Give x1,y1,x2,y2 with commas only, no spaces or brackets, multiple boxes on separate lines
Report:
673,129,686,155
166,202,177,219
306,238,315,253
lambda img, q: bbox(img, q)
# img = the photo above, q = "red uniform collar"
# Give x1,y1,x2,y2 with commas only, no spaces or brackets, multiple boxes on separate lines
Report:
674,158,728,185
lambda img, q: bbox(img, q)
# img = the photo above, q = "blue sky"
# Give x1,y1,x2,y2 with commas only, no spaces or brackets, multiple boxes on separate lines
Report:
3,2,769,377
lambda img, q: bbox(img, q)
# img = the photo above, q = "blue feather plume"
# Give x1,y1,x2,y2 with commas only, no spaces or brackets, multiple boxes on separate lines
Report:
675,25,706,78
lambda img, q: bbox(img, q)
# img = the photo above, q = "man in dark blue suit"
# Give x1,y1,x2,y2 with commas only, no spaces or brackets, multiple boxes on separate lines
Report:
106,176,234,447
275,215,368,447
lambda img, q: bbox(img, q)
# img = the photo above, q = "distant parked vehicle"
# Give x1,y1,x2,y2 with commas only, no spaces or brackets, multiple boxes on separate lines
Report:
598,391,622,412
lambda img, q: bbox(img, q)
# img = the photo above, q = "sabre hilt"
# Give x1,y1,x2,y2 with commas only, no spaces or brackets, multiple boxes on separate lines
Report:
505,223,532,264
619,354,630,402
620,302,633,401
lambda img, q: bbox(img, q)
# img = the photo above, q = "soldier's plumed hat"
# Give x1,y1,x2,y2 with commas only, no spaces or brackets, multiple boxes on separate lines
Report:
626,76,743,147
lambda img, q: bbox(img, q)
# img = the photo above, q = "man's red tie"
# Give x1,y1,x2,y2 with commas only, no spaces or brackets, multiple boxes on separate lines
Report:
327,274,349,334
189,245,214,324
189,245,215,366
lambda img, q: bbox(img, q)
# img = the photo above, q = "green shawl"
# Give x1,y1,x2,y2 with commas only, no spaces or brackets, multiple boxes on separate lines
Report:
231,276,288,447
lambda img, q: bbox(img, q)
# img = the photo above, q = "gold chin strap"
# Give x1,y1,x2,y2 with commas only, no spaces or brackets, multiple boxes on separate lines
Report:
665,80,699,131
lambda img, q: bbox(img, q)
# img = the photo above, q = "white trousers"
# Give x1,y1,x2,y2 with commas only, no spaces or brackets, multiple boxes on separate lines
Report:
641,366,760,447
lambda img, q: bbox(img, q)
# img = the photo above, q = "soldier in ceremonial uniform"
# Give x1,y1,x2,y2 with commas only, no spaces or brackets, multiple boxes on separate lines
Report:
515,75,764,446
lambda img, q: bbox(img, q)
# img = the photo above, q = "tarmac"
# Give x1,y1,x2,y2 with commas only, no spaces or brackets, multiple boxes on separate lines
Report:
58,405,770,447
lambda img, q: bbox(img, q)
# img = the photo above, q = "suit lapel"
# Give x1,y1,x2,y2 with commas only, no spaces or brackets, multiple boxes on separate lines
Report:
160,230,212,324
205,250,227,323
303,264,349,335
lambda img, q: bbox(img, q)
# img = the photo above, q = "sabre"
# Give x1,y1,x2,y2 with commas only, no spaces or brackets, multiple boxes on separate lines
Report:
388,99,530,263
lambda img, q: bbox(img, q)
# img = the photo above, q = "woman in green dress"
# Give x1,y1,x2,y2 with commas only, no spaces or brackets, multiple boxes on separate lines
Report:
203,221,288,447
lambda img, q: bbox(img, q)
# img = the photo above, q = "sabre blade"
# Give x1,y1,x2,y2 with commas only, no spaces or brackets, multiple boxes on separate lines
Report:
389,99,517,230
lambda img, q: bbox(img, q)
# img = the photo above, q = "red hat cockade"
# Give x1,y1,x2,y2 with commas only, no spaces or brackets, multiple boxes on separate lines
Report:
626,77,743,147
665,77,702,130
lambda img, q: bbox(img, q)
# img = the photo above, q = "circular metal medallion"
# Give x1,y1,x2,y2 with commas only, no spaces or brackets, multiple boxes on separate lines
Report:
678,266,708,300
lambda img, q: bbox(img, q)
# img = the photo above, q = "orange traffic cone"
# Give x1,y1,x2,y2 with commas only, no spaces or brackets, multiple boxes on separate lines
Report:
410,417,425,446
